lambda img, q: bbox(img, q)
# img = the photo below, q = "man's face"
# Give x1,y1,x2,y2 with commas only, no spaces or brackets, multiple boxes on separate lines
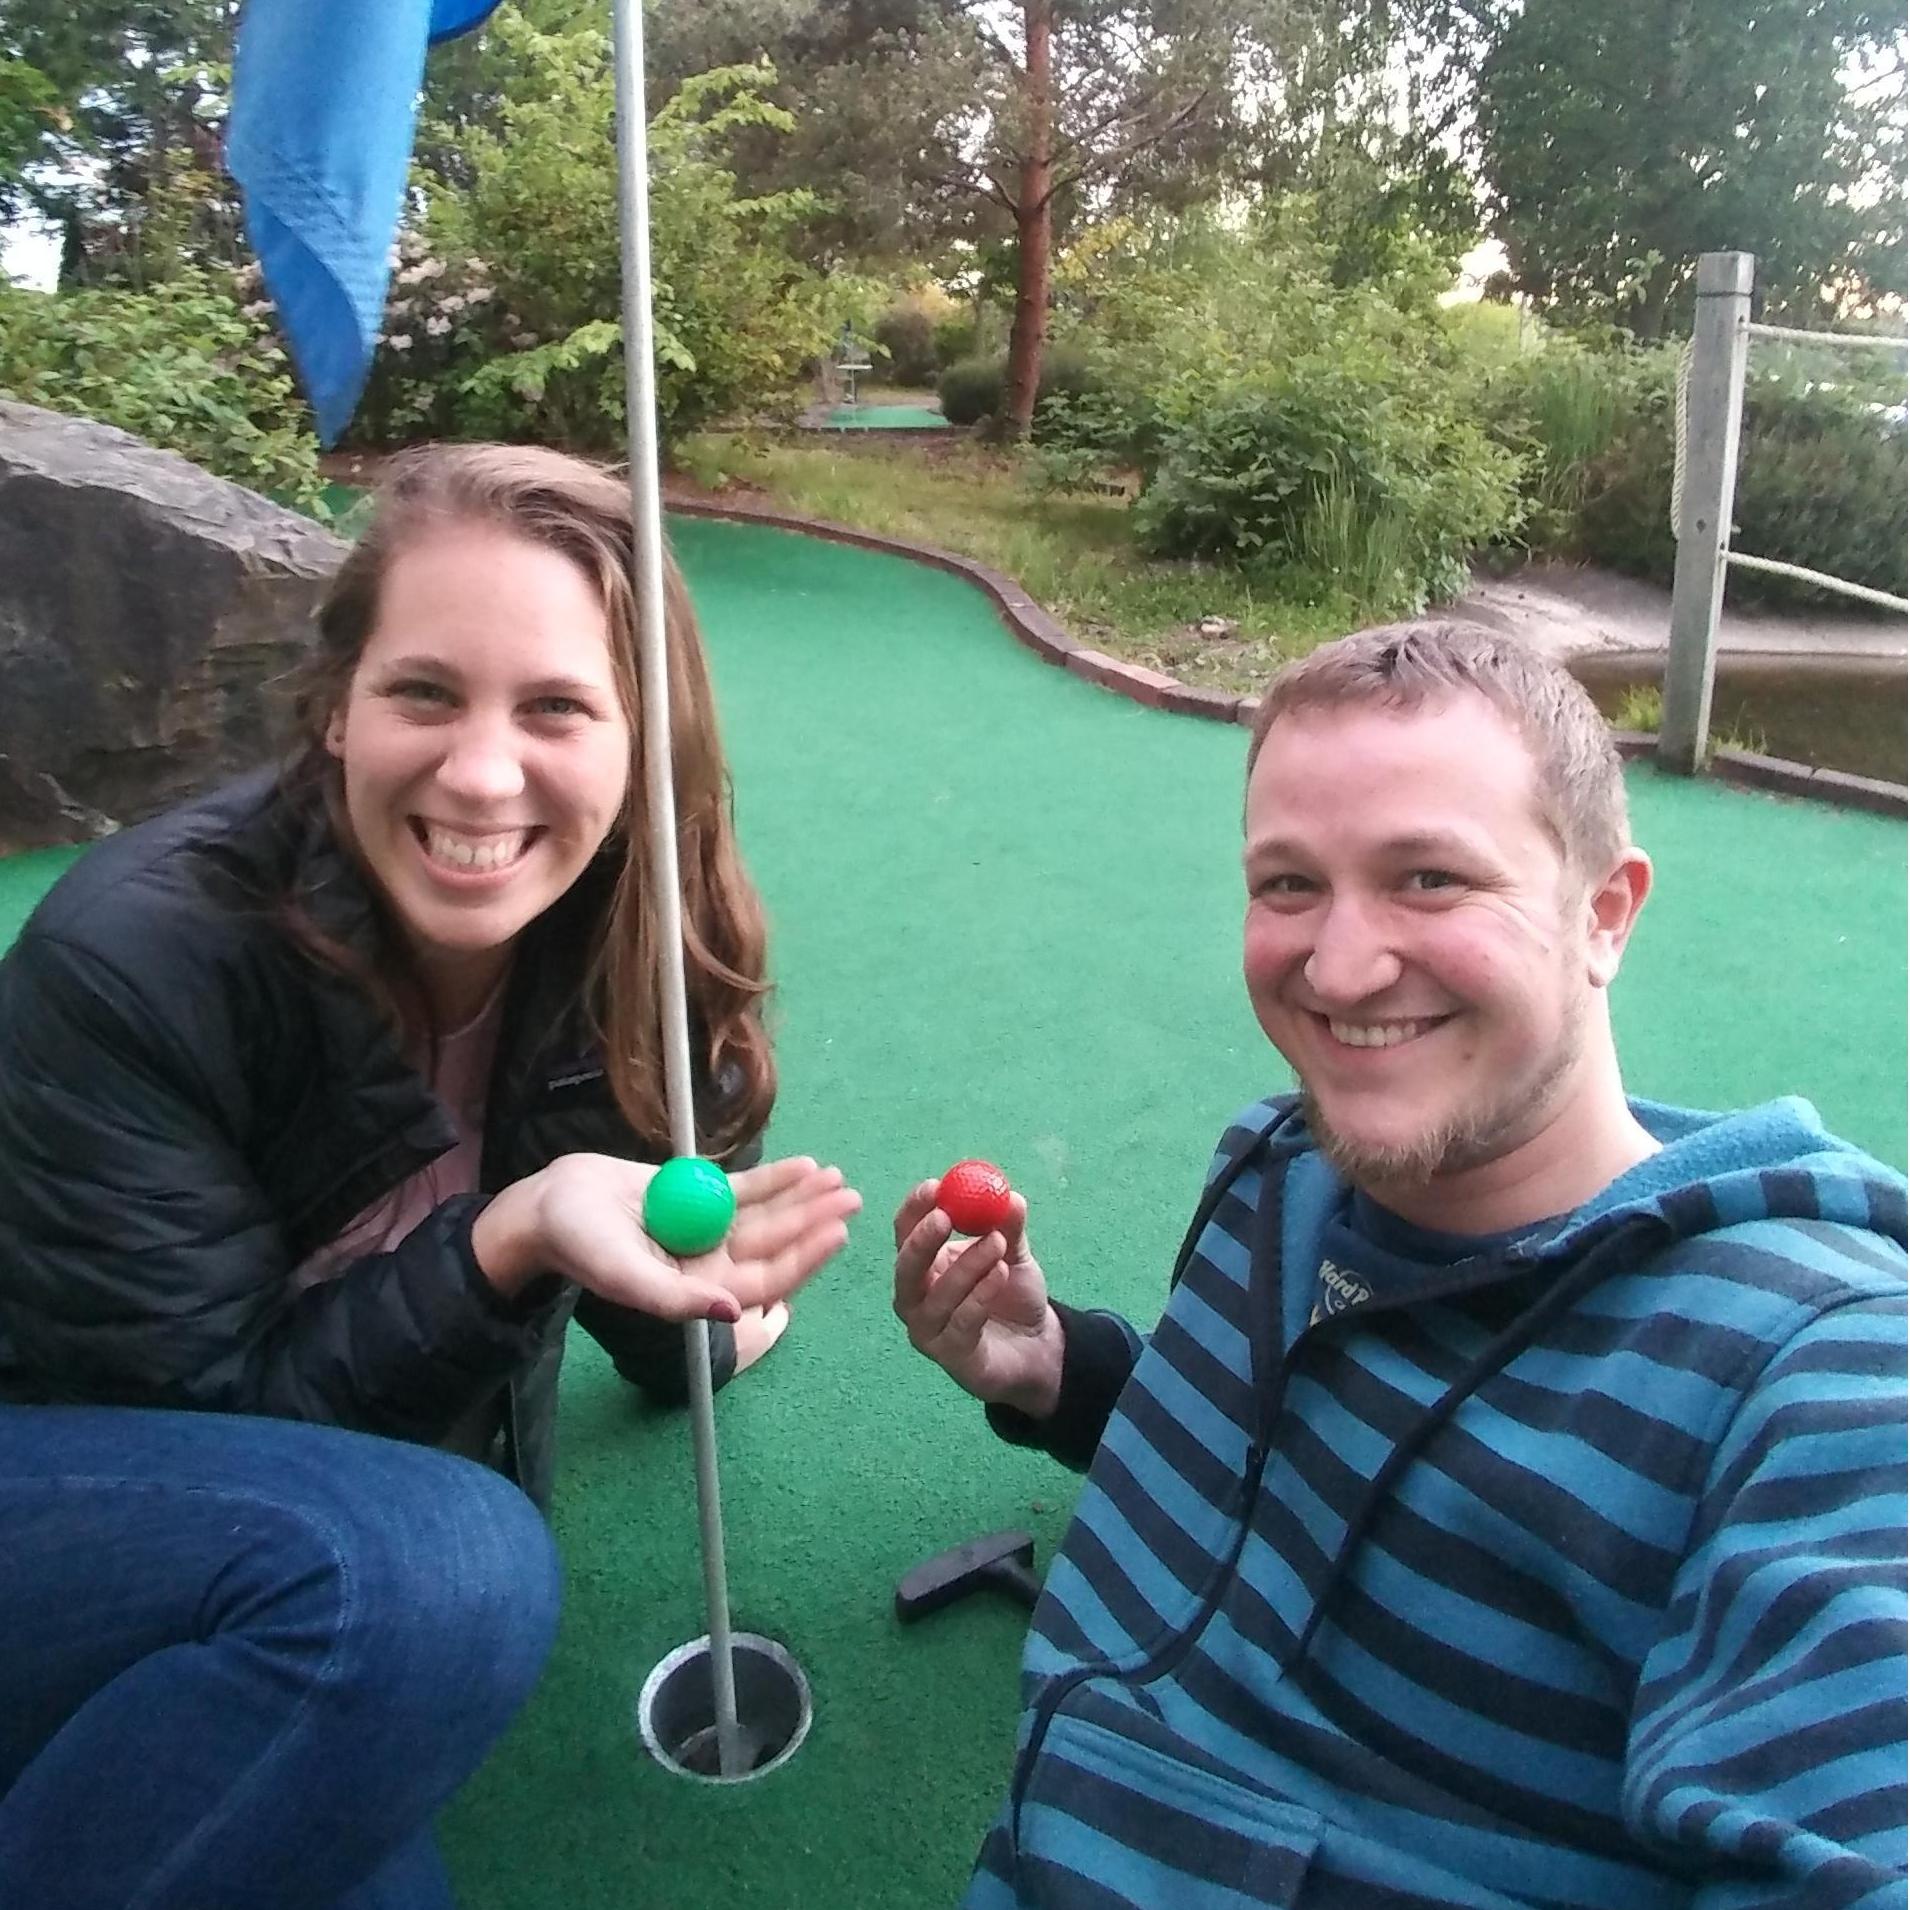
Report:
1242,693,1609,1190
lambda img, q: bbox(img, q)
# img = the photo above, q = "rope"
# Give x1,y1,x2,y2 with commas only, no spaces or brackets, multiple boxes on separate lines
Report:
1746,321,1909,352
1670,335,1693,538
1724,552,1910,614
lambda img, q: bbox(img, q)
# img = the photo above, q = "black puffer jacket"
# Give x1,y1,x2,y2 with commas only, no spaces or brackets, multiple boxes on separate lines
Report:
0,770,762,1507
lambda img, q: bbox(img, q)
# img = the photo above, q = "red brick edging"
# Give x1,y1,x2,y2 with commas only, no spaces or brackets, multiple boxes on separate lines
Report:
682,495,1908,819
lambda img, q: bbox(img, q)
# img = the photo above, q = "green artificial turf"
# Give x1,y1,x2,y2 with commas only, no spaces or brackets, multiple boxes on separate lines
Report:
0,513,1902,1909
824,403,948,430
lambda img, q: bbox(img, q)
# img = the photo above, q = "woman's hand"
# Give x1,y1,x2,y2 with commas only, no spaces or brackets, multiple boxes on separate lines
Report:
891,1182,1063,1416
475,1153,860,1321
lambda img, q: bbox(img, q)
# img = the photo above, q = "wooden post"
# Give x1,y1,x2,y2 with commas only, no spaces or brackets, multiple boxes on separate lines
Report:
1660,252,1754,774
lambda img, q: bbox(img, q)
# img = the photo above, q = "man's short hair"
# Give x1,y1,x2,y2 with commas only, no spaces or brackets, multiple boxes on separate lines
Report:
1247,620,1630,880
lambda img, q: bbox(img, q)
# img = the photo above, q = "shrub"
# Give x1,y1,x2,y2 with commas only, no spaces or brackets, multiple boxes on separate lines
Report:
367,18,830,452
1573,359,1907,607
1027,385,1137,491
936,346,1101,430
1128,351,1522,613
0,268,322,507
937,354,999,426
1478,337,1672,555
1479,329,1907,608
872,302,940,386
933,312,977,368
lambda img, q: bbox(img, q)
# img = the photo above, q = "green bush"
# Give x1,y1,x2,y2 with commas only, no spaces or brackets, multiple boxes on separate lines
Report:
1520,350,1910,608
1730,397,1908,606
1027,385,1137,491
358,18,829,452
1477,338,1670,553
1023,208,1525,610
935,347,1100,429
1130,360,1521,612
933,312,977,368
937,355,998,426
1478,330,1906,608
0,269,322,507
872,304,938,386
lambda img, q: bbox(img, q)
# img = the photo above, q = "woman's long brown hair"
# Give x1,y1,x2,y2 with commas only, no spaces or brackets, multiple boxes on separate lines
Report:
280,443,775,1159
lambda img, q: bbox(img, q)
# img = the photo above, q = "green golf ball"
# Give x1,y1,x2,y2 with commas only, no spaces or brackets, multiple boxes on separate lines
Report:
643,1156,736,1257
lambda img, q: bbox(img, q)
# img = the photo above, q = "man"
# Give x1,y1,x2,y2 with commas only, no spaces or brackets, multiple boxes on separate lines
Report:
892,624,1906,1909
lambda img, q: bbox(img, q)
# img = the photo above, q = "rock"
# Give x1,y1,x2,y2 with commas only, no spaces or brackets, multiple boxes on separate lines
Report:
0,400,348,851
1197,615,1238,639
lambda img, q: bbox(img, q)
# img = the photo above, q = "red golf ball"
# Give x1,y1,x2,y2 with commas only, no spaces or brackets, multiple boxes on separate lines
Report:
936,1159,1014,1236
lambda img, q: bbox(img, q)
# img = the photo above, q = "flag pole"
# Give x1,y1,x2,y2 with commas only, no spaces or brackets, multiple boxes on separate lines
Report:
609,0,746,1780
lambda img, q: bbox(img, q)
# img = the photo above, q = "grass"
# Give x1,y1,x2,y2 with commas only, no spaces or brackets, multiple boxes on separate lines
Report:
1608,683,1769,758
676,434,1359,692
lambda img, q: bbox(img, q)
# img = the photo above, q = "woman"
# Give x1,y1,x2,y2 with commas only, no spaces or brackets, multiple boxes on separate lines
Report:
0,443,859,1907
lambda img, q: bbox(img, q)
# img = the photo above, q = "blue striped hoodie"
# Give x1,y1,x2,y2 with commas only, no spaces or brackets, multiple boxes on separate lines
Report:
968,1096,1907,1909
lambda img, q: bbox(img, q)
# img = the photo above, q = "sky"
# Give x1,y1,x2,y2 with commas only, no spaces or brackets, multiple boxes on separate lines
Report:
2,212,60,292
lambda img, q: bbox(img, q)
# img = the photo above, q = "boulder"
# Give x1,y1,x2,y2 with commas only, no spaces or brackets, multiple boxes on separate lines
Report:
0,400,347,851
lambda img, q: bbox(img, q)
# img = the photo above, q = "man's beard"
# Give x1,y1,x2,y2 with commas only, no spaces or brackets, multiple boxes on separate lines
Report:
1300,990,1587,1192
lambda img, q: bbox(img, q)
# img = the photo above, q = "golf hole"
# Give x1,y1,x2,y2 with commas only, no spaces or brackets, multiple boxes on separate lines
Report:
636,1633,812,1783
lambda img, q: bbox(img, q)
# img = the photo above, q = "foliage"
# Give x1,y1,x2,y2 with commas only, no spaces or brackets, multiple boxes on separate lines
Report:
1130,365,1518,612
1576,359,1909,607
0,53,59,205
1475,0,1907,334
0,263,322,504
1031,209,1524,613
1474,325,1909,607
936,346,1100,429
937,355,999,426
1026,384,1137,490
0,0,240,274
1476,334,1675,553
604,0,988,265
1605,681,1768,757
353,18,832,451
871,286,959,386
1611,684,1664,733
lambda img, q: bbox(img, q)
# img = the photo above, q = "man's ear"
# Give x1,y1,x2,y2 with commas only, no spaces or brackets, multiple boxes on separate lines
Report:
1583,848,1652,988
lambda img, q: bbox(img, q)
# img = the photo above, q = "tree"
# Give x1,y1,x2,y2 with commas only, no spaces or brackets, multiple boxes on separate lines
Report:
1474,0,1907,334
424,1,987,268
963,1,1259,438
0,53,58,211
0,0,240,279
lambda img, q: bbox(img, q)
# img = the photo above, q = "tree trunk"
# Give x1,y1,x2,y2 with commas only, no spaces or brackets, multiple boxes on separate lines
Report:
1002,0,1053,442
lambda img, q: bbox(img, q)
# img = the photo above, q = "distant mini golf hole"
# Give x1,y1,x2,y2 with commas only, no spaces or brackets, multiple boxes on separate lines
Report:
636,1634,811,1782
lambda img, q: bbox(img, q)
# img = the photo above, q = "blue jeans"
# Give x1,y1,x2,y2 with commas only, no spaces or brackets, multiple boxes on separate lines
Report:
0,1404,562,1909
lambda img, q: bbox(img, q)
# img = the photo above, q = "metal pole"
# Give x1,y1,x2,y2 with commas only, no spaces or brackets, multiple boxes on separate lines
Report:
609,0,745,1779
1660,251,1754,775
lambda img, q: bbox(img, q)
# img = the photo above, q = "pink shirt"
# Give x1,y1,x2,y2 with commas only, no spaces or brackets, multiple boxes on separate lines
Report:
293,978,508,1290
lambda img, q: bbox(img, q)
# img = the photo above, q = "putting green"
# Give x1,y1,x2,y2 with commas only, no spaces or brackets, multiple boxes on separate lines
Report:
825,403,947,429
0,513,1902,1909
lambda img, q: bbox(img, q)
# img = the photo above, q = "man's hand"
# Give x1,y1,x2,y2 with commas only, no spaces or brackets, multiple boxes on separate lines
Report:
476,1153,860,1321
892,1181,1063,1416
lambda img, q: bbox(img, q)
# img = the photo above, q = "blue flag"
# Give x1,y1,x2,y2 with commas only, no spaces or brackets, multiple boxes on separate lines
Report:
226,0,504,446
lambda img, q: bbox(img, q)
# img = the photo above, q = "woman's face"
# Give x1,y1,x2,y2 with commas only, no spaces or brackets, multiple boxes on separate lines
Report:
325,520,633,1008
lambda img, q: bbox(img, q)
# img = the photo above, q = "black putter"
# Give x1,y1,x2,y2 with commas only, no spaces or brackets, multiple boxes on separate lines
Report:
895,1529,1043,1623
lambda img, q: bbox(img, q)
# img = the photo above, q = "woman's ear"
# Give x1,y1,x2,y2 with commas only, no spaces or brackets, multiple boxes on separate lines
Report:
323,706,347,759
1584,848,1652,988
